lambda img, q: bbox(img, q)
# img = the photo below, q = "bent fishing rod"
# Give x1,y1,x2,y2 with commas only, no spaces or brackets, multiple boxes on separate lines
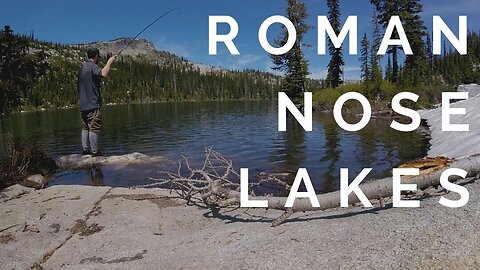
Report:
116,8,178,56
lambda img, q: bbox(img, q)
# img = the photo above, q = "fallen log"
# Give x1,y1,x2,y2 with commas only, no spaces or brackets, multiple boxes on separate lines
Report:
142,148,480,226
266,155,479,226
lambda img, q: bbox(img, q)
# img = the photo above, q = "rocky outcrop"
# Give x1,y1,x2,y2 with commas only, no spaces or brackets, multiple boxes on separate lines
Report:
55,152,169,170
420,84,480,158
80,38,223,74
84,38,157,58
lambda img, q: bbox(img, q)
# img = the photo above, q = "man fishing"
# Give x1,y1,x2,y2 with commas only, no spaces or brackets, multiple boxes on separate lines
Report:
77,48,116,156
76,9,176,156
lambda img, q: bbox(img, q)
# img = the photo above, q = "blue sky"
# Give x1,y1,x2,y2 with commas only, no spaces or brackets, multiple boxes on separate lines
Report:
1,0,479,80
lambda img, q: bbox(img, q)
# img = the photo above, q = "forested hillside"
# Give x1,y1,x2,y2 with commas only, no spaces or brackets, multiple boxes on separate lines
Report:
1,26,305,113
29,37,286,109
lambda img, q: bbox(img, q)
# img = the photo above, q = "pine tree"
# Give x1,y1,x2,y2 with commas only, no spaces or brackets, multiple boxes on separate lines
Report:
370,10,383,83
360,34,370,82
0,25,48,114
371,0,401,83
326,0,344,88
425,32,434,83
385,54,393,81
401,0,428,86
271,0,310,100
371,0,428,85
425,32,433,68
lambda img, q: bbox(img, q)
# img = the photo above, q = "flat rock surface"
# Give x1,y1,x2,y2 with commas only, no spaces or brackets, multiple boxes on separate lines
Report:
420,84,480,159
1,182,479,269
0,185,110,269
458,83,480,97
56,152,169,170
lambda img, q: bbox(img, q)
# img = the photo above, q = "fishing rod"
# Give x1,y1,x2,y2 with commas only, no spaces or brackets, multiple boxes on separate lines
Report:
116,8,178,56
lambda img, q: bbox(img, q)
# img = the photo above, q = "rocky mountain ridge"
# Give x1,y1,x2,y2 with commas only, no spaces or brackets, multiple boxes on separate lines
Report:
79,38,222,74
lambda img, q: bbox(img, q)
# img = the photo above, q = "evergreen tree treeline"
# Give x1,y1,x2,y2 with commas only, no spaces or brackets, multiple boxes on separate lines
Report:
0,27,290,114
275,0,480,95
0,26,48,114
3,0,480,113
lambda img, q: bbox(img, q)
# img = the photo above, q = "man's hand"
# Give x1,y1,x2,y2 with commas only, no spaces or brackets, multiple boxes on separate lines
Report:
107,55,117,64
102,56,117,78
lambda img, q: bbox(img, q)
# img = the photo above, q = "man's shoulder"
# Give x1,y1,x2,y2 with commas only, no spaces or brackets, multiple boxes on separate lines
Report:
79,61,102,74
80,60,100,68
79,61,89,70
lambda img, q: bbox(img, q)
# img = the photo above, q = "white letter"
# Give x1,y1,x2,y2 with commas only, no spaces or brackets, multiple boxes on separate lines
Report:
390,92,421,132
378,16,412,55
318,16,358,55
240,168,268,208
442,92,469,132
439,168,469,208
393,168,420,207
433,16,467,55
278,92,312,132
285,168,320,208
340,168,373,208
259,16,296,55
209,16,240,55
333,92,371,132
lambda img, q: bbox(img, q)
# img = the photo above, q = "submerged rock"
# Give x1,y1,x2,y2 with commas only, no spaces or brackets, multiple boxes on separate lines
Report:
55,152,166,169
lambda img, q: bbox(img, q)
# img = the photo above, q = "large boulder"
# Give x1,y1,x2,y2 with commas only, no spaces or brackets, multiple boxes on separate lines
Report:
23,174,48,188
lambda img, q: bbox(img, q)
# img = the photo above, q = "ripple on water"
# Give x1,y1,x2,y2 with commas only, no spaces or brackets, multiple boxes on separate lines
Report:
0,101,430,193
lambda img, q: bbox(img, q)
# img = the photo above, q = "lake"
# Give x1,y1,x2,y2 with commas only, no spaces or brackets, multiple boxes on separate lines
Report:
0,101,430,193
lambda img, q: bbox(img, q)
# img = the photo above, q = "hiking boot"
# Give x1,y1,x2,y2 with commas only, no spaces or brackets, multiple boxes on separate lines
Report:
82,149,91,155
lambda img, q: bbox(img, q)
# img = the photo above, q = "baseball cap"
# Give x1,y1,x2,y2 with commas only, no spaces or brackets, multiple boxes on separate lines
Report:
87,48,101,58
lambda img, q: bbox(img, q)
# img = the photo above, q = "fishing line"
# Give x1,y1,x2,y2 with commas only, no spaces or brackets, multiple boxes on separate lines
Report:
117,8,178,56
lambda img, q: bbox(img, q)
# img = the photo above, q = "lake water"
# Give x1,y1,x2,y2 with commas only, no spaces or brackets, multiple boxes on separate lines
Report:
0,101,430,193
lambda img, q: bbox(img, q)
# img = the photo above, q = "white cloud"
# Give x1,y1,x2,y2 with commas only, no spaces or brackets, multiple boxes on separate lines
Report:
216,54,265,70
344,65,361,80
308,67,328,80
236,54,263,66
154,37,192,58
308,65,360,80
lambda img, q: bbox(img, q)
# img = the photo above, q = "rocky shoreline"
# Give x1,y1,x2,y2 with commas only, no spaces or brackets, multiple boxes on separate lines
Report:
1,178,479,269
1,85,480,269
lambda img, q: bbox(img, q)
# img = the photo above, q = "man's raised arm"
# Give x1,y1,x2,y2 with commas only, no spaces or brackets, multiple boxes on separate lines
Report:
101,56,117,78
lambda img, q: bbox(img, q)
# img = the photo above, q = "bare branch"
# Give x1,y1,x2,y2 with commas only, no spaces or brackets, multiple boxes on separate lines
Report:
139,148,479,227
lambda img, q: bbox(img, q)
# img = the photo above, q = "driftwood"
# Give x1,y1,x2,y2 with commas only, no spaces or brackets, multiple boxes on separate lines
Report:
140,148,290,207
143,148,480,226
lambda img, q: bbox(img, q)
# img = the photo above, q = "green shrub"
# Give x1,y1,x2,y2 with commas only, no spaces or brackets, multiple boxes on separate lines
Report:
312,81,445,111
0,142,57,189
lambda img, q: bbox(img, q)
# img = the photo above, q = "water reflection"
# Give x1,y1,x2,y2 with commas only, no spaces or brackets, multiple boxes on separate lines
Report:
320,115,341,193
86,167,104,186
0,101,430,193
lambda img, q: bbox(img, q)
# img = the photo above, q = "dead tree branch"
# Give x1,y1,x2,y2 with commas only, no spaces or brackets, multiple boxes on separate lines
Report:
141,148,480,227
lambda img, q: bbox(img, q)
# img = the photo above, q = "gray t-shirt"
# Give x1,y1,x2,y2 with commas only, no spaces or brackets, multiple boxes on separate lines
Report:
77,60,103,111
